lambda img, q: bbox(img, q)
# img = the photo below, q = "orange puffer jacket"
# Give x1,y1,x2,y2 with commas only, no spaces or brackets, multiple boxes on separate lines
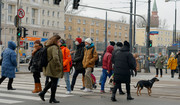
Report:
61,46,72,72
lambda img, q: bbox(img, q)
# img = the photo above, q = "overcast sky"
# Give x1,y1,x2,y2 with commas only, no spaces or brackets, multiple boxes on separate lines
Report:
77,0,180,30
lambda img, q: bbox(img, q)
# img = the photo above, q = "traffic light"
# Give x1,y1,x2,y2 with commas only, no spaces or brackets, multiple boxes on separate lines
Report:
24,43,28,50
149,40,152,48
17,27,22,38
54,0,61,5
73,0,80,9
23,27,28,38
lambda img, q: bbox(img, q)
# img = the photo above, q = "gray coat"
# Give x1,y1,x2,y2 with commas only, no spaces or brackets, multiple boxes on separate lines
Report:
155,56,165,69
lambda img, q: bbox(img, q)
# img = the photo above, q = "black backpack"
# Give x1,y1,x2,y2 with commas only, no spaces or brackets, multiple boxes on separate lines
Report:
38,45,53,68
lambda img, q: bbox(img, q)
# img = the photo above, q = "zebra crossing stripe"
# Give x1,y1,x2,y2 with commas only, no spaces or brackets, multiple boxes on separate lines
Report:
0,99,23,104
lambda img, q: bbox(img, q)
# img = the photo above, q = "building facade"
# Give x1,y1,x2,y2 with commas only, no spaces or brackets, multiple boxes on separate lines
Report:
64,14,130,51
136,28,173,47
1,0,64,55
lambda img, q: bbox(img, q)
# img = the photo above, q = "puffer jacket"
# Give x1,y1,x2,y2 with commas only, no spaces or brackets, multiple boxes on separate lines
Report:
61,46,72,72
73,42,85,71
82,43,98,68
102,45,114,72
111,46,136,83
29,48,43,72
43,41,63,78
167,57,177,70
1,41,17,78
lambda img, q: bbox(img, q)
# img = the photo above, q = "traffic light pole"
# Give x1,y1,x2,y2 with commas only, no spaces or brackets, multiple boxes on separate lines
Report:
0,0,2,44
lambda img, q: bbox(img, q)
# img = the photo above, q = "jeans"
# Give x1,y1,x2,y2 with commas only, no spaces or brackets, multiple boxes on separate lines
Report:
58,72,71,91
71,70,85,89
101,69,113,91
99,73,103,84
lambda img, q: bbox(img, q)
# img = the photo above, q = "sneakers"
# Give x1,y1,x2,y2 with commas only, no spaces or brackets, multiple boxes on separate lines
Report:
80,87,85,90
83,88,92,92
66,91,71,94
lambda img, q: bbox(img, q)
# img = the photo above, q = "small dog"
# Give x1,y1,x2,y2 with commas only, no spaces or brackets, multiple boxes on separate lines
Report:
134,77,159,96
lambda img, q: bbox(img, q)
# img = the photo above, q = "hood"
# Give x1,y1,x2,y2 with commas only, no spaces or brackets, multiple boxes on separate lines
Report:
8,41,16,50
120,46,130,52
106,45,114,53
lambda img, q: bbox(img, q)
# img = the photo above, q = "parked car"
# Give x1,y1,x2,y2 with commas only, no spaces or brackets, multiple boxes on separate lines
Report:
20,55,31,63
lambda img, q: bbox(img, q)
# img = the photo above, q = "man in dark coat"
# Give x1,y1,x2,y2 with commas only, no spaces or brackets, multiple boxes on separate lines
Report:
111,41,136,101
71,38,86,91
175,50,180,79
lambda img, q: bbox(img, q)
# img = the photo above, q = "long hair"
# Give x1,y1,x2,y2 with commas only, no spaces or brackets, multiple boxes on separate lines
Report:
47,35,61,46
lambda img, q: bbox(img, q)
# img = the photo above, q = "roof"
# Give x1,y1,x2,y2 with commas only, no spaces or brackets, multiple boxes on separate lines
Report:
152,0,158,12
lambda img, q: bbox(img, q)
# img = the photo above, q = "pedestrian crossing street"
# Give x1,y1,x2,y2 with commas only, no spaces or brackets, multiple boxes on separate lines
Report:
0,73,179,104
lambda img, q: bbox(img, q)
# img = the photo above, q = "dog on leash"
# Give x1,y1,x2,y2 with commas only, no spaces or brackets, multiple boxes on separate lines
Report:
134,77,159,96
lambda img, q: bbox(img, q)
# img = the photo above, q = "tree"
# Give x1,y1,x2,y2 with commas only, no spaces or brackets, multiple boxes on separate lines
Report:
159,19,169,29
136,15,147,28
64,0,85,14
118,16,127,23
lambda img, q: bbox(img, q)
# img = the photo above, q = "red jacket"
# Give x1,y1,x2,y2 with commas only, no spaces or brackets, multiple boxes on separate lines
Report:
102,45,114,72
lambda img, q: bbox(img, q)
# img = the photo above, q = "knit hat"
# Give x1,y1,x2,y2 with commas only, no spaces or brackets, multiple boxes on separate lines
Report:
85,38,92,44
124,41,130,48
110,41,115,46
76,38,82,44
116,42,123,47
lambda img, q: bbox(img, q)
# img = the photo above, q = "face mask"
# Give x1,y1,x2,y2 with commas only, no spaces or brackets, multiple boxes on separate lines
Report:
75,41,79,45
86,45,89,47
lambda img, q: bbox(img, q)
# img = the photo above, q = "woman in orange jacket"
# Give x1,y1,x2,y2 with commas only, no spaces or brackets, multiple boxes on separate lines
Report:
58,39,72,94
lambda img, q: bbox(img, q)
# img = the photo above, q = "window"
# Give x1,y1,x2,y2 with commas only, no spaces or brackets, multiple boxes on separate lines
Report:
8,5,12,14
33,31,37,36
42,20,45,25
83,28,86,33
96,30,99,35
64,17,66,22
32,8,35,17
26,17,28,23
57,22,59,27
119,26,122,30
96,22,99,26
96,37,99,41
26,7,29,13
68,26,72,31
2,2,4,8
125,26,128,31
57,12,59,17
119,32,121,36
77,27,80,32
52,11,55,17
125,33,128,37
52,21,55,26
42,10,45,15
115,24,117,28
91,21,95,25
77,19,81,24
83,20,86,24
11,36,14,41
8,16,12,22
69,18,72,22
48,11,50,16
47,20,50,26
115,32,117,36
91,29,94,33
9,28,14,34
68,34,72,39
32,19,35,24
108,24,111,28
108,31,111,35
43,32,48,37
64,26,66,30
1,14,4,21
64,34,66,38
32,0,35,2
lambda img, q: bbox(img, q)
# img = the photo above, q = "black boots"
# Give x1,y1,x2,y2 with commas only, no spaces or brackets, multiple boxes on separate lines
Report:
111,93,117,102
49,98,60,103
127,94,134,100
119,91,125,95
39,92,45,101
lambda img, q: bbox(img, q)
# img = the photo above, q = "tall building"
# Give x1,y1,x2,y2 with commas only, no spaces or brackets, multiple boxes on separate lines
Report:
64,14,131,51
151,0,159,27
1,0,64,55
136,28,173,47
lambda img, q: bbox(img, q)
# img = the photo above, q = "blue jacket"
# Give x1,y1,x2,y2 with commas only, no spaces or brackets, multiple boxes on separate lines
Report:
1,41,17,78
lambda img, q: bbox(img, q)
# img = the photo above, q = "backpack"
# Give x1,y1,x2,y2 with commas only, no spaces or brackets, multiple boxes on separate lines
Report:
38,45,53,68
92,47,99,66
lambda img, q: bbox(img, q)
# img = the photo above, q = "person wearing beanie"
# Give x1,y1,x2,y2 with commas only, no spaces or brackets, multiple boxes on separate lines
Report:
71,38,86,91
116,42,123,48
111,40,136,101
110,41,116,46
82,38,98,92
29,40,43,93
175,50,180,79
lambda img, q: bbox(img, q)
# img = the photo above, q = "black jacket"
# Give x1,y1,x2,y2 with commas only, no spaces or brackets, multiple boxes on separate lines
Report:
175,53,180,66
112,46,136,83
29,48,43,72
73,43,85,72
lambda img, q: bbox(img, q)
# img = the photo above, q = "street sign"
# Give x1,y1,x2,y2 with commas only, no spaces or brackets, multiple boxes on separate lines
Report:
29,42,34,47
14,15,19,27
149,31,159,35
17,8,25,18
20,41,24,47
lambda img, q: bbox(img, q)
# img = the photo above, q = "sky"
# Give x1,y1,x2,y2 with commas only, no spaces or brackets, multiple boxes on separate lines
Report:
76,0,180,30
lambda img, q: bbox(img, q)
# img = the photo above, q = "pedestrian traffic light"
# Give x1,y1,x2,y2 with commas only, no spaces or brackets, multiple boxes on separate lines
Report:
23,27,28,38
54,0,61,5
149,40,152,48
24,43,28,50
73,0,80,9
17,27,22,38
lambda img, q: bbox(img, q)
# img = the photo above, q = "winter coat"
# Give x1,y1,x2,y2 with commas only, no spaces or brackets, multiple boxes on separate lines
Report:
73,43,85,72
61,46,72,72
111,46,136,83
1,41,17,78
43,41,63,78
155,55,165,69
29,48,43,72
175,53,180,66
82,43,98,69
167,57,177,70
102,45,114,72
